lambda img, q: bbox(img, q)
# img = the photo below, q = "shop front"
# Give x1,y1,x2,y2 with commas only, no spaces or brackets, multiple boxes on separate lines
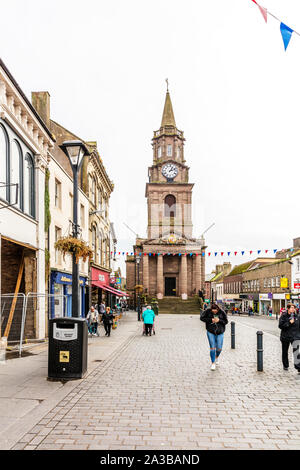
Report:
50,271,87,319
240,294,259,313
272,293,287,315
259,293,272,315
90,267,113,308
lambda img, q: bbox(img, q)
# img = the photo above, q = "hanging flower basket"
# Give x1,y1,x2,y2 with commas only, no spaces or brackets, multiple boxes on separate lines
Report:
54,237,93,264
134,284,144,293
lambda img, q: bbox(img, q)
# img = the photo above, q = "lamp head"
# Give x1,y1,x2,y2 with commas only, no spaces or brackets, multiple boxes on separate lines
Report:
60,140,89,169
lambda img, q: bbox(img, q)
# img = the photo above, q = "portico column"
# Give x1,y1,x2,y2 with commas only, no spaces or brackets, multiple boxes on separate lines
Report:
143,254,149,295
195,253,202,294
157,254,164,299
181,254,188,300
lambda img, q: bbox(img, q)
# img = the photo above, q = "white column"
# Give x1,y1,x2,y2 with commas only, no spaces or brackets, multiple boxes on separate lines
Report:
35,157,47,339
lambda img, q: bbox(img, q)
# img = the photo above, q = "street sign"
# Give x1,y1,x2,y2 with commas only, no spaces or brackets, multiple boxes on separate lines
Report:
294,282,300,289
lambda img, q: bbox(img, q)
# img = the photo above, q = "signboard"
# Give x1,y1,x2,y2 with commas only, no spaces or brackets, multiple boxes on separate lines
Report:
116,278,121,284
110,277,116,284
294,282,300,289
280,277,289,288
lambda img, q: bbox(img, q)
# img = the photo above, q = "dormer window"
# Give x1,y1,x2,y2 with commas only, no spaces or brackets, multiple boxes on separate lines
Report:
167,145,172,157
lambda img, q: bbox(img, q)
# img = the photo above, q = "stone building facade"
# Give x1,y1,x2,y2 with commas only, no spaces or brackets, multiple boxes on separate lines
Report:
0,60,54,340
126,90,206,300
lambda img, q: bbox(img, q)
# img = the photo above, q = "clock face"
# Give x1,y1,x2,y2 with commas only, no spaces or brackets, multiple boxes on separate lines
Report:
162,163,178,180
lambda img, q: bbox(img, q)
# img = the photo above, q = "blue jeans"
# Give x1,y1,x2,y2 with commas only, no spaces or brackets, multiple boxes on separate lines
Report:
207,331,224,363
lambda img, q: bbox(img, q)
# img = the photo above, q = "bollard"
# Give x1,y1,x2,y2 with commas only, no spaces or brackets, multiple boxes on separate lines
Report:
257,331,263,372
231,321,235,349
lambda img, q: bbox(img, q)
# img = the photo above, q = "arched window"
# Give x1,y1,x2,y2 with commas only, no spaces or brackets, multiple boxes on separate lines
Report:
10,140,23,209
0,124,8,201
92,225,97,262
164,194,176,217
24,153,35,217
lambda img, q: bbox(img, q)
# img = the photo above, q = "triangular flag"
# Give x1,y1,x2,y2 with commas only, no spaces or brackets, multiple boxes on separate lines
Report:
221,252,224,256
258,250,261,254
265,250,268,254
251,0,267,23
280,22,294,51
228,252,231,256
234,252,237,256
241,251,245,255
215,252,217,256
208,253,211,257
273,249,277,254
250,251,253,255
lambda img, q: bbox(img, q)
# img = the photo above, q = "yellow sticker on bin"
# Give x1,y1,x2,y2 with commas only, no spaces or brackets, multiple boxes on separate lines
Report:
59,351,70,362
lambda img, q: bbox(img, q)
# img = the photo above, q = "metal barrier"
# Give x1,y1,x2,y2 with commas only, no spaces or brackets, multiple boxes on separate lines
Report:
19,293,67,357
0,294,26,349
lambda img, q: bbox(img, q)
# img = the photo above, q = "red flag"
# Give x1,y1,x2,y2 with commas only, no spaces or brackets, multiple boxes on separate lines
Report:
221,252,224,256
265,250,268,253
234,252,237,256
252,0,267,23
250,251,253,255
208,253,211,257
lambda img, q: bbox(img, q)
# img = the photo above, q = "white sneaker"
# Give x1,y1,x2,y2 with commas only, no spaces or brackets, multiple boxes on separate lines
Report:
211,363,216,371
215,358,219,366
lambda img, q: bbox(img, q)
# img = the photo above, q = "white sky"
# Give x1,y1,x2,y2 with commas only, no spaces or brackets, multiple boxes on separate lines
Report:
1,0,300,276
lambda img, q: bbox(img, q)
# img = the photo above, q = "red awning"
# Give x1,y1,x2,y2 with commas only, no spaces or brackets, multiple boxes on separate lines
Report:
102,285,129,297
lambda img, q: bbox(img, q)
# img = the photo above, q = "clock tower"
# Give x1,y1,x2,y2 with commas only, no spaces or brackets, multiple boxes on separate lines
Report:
146,90,193,239
126,87,205,301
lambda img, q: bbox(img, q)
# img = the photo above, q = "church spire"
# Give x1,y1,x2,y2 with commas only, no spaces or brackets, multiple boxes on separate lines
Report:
161,82,176,128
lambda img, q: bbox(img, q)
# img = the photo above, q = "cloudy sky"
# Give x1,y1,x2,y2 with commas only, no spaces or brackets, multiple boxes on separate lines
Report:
1,0,300,275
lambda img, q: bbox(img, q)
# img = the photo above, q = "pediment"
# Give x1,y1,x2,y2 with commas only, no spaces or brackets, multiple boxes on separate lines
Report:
143,233,202,247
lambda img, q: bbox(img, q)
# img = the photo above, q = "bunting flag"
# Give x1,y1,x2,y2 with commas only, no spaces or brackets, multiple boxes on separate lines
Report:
280,22,294,51
252,0,267,23
111,246,297,257
250,0,300,51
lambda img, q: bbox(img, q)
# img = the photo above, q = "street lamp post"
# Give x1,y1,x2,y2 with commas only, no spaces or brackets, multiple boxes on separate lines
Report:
60,140,89,318
136,255,141,321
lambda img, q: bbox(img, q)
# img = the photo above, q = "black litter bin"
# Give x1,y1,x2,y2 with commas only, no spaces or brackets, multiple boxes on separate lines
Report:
48,317,88,380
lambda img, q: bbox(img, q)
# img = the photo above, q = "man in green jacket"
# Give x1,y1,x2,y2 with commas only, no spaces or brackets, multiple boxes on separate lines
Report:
142,305,155,336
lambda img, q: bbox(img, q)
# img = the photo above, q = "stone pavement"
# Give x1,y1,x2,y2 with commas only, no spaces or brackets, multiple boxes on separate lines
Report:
0,311,140,450
6,313,300,450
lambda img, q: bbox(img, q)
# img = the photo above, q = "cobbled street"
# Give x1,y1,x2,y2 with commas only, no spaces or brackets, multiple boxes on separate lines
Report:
11,313,300,450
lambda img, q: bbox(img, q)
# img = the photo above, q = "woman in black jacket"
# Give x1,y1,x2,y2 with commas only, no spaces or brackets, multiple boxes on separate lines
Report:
200,303,228,371
102,307,114,337
279,303,300,372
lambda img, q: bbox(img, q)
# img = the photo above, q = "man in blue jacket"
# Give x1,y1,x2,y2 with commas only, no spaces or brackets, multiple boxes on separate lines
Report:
142,305,155,336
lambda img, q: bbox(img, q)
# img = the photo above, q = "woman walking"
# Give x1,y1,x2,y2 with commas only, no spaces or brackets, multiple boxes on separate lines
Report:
279,303,300,372
142,305,155,336
102,306,114,337
200,303,228,371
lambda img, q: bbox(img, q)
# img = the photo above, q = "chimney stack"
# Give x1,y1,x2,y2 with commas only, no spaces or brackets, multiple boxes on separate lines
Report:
31,91,50,128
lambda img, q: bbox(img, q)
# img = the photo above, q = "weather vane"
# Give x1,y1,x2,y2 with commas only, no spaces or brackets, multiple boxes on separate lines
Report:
166,78,169,92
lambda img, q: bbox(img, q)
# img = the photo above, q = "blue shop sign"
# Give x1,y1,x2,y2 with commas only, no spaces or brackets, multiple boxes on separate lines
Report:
51,271,87,286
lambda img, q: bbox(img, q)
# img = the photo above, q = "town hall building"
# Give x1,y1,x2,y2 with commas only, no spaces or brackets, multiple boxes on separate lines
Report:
126,89,206,301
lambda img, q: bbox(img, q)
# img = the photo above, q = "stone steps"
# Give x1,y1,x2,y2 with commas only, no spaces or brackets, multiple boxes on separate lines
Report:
158,297,201,315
